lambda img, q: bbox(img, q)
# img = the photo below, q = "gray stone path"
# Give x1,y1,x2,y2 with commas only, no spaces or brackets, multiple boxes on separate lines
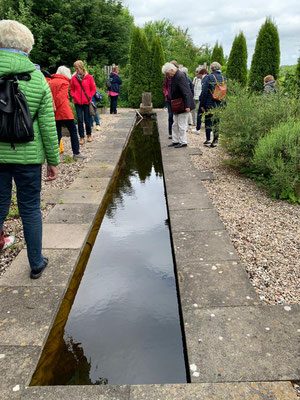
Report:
0,110,298,399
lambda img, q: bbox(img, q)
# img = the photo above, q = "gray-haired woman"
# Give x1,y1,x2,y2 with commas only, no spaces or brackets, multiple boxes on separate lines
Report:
0,19,59,278
162,62,195,148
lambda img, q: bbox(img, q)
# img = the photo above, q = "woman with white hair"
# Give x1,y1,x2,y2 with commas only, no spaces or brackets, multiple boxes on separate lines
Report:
0,19,59,278
162,62,195,148
49,66,86,160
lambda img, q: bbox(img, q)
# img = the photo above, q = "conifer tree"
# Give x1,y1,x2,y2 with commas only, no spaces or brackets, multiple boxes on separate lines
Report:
296,57,300,98
149,36,165,107
227,32,248,86
128,27,150,108
211,42,225,66
248,17,280,92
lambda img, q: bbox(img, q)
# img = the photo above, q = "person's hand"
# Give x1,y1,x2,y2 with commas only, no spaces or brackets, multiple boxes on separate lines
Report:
201,107,205,113
46,164,58,181
185,108,190,112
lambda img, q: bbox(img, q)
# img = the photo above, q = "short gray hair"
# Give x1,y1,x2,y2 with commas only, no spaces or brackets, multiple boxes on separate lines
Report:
210,61,221,71
0,20,34,53
180,66,188,74
162,62,177,74
56,66,72,80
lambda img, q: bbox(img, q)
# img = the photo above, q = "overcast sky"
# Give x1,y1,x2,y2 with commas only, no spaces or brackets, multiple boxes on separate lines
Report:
123,0,300,66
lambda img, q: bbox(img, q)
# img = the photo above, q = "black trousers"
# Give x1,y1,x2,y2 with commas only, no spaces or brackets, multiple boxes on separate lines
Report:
110,95,118,114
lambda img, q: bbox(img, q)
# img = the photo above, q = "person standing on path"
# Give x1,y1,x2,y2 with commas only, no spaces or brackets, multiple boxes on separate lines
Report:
70,60,96,144
192,67,202,127
0,20,59,279
200,62,227,147
49,66,87,160
163,60,179,139
162,63,195,148
90,91,101,130
107,65,122,114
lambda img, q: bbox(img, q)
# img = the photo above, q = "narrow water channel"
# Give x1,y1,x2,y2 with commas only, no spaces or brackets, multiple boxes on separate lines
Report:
38,119,187,386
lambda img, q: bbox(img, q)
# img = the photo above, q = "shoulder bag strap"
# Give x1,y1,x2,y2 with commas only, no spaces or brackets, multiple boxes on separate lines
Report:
77,77,90,103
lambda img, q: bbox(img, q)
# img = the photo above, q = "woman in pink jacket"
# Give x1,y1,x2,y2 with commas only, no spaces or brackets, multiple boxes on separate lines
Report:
70,60,96,145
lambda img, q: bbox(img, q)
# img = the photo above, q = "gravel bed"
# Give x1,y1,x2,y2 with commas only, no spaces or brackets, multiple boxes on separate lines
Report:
188,128,300,305
0,110,129,277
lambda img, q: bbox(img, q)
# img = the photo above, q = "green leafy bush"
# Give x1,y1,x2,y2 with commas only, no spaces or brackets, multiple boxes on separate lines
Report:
218,82,300,162
252,120,300,202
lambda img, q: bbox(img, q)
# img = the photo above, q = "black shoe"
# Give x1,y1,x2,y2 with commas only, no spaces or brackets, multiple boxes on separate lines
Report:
210,142,217,148
203,140,211,145
168,142,179,147
174,143,187,148
30,257,49,279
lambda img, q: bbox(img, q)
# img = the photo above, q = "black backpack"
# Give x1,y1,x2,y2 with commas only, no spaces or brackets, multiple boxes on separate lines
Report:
105,77,112,88
0,73,37,148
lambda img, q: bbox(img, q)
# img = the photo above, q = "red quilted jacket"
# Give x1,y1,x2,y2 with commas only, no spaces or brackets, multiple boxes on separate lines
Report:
70,73,96,105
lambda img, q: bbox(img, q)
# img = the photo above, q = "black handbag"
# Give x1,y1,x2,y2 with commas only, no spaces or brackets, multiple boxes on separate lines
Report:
77,77,96,116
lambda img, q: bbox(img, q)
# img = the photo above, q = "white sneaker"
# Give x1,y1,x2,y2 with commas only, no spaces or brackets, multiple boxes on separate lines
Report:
73,153,87,160
2,236,15,250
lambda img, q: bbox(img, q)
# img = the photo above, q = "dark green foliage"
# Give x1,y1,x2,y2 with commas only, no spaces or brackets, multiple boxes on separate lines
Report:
226,32,248,86
1,0,134,70
248,17,280,92
252,120,300,202
218,81,300,161
143,19,198,72
128,27,150,108
296,57,300,97
211,42,225,66
149,36,165,108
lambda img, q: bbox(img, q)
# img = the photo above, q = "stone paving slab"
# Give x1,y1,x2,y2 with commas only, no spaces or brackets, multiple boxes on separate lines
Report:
43,224,90,248
178,261,259,310
130,382,298,399
69,177,110,191
22,385,130,400
0,249,79,287
167,192,213,210
45,203,99,224
42,188,106,205
0,286,63,346
78,164,115,179
169,209,225,232
184,304,300,382
88,153,122,164
164,177,206,195
0,345,40,400
173,231,240,263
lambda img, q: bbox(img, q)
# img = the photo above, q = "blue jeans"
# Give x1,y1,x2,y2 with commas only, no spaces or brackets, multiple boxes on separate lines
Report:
56,120,80,155
90,100,100,126
166,101,173,135
0,164,45,270
75,104,91,138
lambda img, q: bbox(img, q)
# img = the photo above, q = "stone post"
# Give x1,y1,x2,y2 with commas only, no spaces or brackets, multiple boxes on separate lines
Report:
139,92,153,115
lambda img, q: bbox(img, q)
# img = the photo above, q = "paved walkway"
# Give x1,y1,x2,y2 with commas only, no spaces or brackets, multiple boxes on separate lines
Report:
0,110,298,399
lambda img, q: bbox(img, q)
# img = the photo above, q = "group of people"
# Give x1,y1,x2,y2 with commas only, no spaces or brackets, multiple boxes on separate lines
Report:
0,19,123,276
162,60,226,148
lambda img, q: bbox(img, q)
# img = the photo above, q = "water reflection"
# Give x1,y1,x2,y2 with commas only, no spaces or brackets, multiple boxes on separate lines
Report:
47,119,187,385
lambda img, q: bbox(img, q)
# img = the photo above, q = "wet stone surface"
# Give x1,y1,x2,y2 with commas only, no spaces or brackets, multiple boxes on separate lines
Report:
184,305,300,382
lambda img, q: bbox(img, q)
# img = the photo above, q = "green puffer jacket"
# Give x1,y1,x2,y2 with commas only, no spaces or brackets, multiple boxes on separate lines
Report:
0,50,59,166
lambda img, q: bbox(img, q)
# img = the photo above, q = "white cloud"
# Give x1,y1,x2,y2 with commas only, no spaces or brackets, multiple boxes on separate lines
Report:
122,0,300,65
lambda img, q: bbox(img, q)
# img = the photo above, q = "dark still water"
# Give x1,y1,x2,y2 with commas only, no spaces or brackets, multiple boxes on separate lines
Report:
47,120,187,385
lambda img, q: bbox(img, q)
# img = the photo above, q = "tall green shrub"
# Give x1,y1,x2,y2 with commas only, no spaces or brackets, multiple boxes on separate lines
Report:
211,42,225,66
296,57,300,98
149,36,165,107
128,27,150,108
226,32,248,86
252,120,300,201
248,17,280,92
218,82,300,161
